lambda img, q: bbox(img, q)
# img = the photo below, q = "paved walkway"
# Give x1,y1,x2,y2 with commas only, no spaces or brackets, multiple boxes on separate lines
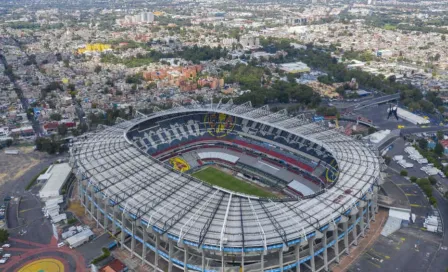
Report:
0,237,87,272
331,209,388,272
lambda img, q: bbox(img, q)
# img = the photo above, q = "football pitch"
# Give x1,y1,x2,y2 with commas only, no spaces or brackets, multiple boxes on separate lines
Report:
192,167,276,198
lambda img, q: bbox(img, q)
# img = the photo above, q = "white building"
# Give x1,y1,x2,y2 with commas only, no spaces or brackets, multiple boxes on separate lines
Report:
279,62,311,73
140,12,154,23
222,38,238,48
239,35,260,49
39,163,72,200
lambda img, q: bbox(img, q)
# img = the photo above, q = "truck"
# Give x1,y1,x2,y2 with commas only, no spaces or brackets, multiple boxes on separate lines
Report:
66,229,94,248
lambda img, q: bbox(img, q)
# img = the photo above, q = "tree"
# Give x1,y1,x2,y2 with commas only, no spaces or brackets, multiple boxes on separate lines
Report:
368,127,377,134
437,130,444,141
147,82,157,90
400,170,408,176
94,65,102,73
410,176,417,183
383,156,391,165
50,113,62,121
0,229,9,243
429,196,437,206
434,143,444,156
442,35,446,41
418,138,428,150
57,124,68,136
428,176,437,185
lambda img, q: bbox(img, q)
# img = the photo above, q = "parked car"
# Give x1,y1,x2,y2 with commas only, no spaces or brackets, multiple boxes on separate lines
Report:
1,244,10,248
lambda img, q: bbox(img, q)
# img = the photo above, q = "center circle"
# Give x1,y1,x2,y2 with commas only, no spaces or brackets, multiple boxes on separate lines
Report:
18,258,65,272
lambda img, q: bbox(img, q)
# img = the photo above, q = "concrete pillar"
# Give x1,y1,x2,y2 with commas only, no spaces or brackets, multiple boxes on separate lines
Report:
343,221,349,255
103,197,108,231
120,213,125,249
168,240,173,272
221,252,225,272
89,187,95,219
323,230,328,271
261,252,264,272
295,245,300,272
366,201,371,229
334,224,340,263
78,180,83,204
96,194,101,228
351,213,358,246
155,234,160,267
309,238,315,272
359,206,365,237
131,222,136,258
279,250,283,271
201,250,206,272
142,230,147,265
184,247,189,272
112,207,117,234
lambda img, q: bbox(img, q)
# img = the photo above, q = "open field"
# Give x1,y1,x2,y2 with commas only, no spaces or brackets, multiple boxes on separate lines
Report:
192,167,276,198
0,147,51,186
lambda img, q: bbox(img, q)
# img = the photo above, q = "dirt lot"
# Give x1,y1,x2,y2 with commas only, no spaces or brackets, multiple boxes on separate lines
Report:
0,146,51,186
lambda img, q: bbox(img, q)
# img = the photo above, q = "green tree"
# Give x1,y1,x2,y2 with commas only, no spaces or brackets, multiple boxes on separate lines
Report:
50,113,62,121
0,229,9,243
428,176,437,185
400,170,408,176
94,65,102,73
434,143,444,156
368,127,377,134
57,124,68,136
429,196,437,206
410,176,417,183
437,131,444,141
418,138,428,150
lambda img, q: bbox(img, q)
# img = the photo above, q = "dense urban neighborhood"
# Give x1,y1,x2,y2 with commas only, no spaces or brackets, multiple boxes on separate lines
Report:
0,0,448,271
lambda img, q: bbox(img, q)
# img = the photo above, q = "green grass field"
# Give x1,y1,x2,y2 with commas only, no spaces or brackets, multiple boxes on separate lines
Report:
192,167,276,198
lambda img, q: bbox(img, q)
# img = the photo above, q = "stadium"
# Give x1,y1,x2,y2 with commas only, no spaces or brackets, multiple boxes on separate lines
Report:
69,101,383,272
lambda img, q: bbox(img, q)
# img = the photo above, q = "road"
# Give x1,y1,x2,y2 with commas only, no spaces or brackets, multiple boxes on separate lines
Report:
427,190,448,272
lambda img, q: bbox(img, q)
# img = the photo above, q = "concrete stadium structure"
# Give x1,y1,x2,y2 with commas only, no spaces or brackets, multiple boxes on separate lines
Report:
69,101,384,272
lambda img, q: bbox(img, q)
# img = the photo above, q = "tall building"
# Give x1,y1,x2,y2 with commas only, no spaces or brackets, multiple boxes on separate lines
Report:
239,35,260,49
140,12,154,23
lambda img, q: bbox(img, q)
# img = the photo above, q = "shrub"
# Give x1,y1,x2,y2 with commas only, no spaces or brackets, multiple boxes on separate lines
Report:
429,196,437,206
428,176,437,185
25,167,49,190
410,176,417,183
91,248,111,264
67,218,78,225
400,170,408,176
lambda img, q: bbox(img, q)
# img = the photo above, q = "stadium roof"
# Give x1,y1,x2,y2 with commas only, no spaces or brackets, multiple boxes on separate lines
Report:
70,101,381,251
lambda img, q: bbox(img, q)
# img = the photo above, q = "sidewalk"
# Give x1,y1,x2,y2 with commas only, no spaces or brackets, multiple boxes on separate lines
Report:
331,209,388,272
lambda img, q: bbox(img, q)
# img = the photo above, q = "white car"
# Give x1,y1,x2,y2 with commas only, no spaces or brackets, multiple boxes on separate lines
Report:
0,258,7,264
1,244,10,248
57,242,65,248
2,253,11,258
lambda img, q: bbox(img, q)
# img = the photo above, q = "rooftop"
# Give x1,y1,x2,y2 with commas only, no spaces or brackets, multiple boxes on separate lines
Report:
39,163,72,196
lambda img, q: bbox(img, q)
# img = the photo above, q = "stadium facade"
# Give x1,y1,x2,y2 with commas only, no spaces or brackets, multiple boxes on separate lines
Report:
69,101,383,272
